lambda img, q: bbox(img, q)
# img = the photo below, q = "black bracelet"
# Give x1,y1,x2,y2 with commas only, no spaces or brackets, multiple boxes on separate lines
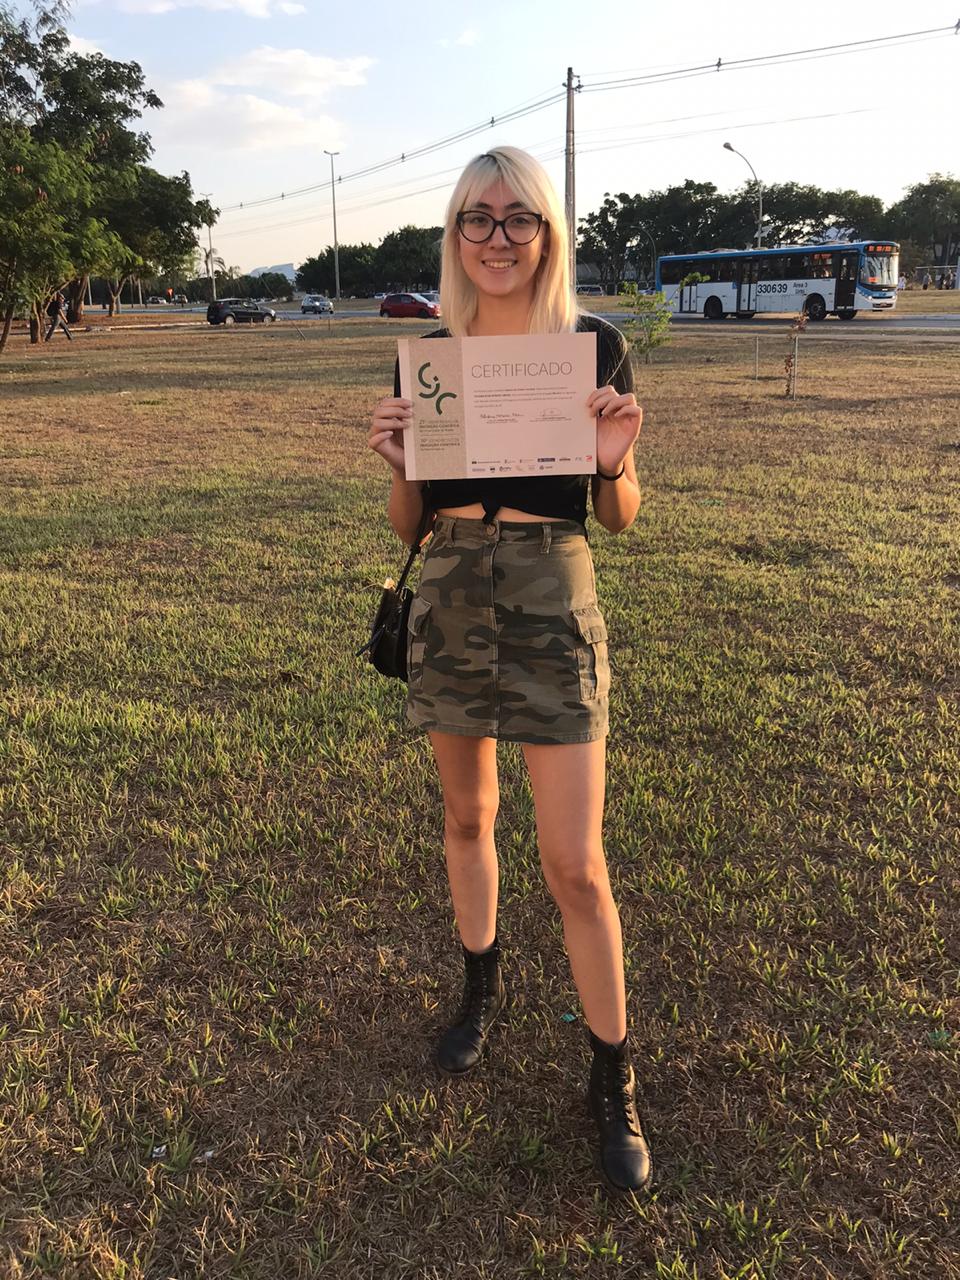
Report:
597,462,626,481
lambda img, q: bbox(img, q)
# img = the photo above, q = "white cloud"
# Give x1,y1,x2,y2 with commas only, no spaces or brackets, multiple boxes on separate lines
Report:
209,46,374,99
112,0,303,16
151,46,372,154
67,33,106,54
437,27,480,49
156,82,345,151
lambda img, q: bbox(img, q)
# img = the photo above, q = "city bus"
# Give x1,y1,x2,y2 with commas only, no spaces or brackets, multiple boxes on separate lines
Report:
656,241,899,321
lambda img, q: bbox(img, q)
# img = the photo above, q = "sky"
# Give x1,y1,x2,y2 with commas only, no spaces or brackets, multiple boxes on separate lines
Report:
61,0,960,274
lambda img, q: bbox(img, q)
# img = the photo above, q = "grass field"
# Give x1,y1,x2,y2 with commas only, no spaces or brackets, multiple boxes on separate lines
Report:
1,320,959,1279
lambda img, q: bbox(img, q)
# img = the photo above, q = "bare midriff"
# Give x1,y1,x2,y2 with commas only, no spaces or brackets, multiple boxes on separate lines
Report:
436,504,564,523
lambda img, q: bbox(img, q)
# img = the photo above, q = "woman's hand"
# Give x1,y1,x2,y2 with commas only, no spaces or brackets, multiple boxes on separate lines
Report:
368,396,412,475
587,386,643,475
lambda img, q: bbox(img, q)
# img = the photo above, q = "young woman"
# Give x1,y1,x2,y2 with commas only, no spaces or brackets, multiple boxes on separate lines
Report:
367,146,651,1195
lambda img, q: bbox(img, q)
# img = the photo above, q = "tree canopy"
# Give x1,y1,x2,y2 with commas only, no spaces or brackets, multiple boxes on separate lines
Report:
578,181,888,287
0,0,207,348
886,174,960,267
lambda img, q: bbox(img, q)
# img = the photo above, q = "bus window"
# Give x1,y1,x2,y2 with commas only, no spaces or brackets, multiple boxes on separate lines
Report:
659,259,685,284
758,256,784,281
809,253,833,279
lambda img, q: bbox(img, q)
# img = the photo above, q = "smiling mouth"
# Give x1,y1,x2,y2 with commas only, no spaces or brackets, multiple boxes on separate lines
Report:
483,260,516,270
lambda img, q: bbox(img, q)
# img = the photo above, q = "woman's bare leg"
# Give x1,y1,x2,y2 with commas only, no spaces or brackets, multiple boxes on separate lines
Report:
521,738,627,1045
428,731,500,952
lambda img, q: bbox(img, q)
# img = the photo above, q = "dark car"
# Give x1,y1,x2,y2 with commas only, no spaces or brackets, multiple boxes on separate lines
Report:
380,292,441,319
207,298,277,326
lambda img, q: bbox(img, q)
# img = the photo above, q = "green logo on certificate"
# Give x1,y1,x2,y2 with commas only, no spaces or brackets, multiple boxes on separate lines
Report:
417,361,458,415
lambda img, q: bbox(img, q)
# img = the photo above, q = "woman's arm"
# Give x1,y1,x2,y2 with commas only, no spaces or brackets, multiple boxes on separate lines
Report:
388,472,432,546
368,392,434,545
591,449,641,534
587,328,643,534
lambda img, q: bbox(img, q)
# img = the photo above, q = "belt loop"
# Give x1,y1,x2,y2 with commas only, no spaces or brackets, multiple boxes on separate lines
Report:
540,523,552,554
449,517,458,544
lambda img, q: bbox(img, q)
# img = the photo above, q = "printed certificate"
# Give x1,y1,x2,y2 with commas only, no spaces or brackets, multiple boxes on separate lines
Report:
398,331,598,481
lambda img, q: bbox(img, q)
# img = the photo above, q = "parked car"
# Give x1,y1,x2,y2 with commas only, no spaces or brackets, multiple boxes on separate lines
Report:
373,292,387,300
575,284,605,296
301,294,334,314
380,292,441,319
419,290,440,303
207,298,277,326
173,293,189,305
146,295,168,304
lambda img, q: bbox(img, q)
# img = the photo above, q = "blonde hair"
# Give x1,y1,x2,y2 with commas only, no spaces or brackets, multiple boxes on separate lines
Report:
439,146,577,336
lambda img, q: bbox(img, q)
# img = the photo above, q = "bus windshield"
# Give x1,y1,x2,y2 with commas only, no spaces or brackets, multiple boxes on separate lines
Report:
860,253,898,289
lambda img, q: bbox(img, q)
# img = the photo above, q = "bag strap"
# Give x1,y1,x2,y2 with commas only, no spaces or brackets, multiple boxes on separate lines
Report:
394,499,433,592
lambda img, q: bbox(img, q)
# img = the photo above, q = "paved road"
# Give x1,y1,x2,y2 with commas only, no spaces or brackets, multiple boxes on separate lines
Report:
109,304,960,335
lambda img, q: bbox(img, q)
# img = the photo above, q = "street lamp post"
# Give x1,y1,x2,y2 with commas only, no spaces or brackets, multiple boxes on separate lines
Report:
723,142,763,250
324,149,341,301
630,223,658,287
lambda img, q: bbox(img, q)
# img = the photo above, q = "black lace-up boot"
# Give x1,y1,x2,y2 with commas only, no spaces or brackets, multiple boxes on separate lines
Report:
435,935,507,1075
587,1028,653,1194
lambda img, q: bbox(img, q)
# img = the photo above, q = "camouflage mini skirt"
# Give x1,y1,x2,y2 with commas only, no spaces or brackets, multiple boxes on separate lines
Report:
405,515,610,745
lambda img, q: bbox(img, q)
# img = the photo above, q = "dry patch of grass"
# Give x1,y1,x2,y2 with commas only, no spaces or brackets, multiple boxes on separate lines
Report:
1,323,959,1278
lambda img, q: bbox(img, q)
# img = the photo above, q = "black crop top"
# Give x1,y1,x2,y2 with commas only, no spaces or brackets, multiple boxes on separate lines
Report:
392,312,635,524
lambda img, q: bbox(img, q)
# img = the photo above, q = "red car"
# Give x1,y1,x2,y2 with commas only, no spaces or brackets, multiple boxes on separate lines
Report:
380,292,441,319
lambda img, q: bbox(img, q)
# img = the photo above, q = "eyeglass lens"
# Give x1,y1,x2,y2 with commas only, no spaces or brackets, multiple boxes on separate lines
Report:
459,213,542,244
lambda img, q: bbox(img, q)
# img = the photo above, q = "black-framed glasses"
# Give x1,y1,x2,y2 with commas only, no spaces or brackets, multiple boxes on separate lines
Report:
456,210,545,245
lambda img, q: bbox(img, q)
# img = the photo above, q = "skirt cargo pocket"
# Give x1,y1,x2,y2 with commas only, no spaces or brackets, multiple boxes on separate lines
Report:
406,596,432,689
572,605,610,702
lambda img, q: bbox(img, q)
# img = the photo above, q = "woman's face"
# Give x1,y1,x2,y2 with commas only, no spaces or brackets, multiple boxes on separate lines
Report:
456,180,547,303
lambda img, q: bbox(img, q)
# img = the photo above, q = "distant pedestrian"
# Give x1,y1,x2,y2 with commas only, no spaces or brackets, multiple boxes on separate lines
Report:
45,292,73,341
922,272,931,290
937,272,946,290
897,273,906,292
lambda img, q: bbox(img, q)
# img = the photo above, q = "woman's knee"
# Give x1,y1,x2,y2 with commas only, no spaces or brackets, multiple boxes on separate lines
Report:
543,851,610,910
444,801,498,844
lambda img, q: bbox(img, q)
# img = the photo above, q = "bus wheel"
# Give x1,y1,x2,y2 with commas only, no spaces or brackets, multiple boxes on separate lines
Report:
703,296,725,321
804,295,827,321
836,309,857,321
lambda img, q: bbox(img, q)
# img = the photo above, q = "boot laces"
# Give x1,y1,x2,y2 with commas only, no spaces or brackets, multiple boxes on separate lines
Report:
458,962,494,1029
603,1059,642,1138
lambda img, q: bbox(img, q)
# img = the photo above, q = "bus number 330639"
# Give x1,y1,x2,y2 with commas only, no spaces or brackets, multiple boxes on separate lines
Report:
756,282,790,295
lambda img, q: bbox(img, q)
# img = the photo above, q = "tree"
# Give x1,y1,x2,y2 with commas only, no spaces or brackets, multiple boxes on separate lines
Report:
0,128,93,349
297,243,376,296
374,225,442,290
886,174,960,269
578,181,889,282
97,166,204,314
1,1,163,323
617,283,672,365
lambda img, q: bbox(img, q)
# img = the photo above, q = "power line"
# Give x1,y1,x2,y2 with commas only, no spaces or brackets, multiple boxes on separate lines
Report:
211,105,876,244
581,26,954,92
210,23,953,220
218,85,564,214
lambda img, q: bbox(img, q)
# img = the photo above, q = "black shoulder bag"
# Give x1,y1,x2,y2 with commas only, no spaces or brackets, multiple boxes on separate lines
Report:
356,503,433,681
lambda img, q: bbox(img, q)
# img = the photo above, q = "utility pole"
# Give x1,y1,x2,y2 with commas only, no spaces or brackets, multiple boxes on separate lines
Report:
200,194,217,302
325,149,341,301
564,67,577,288
207,221,217,301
